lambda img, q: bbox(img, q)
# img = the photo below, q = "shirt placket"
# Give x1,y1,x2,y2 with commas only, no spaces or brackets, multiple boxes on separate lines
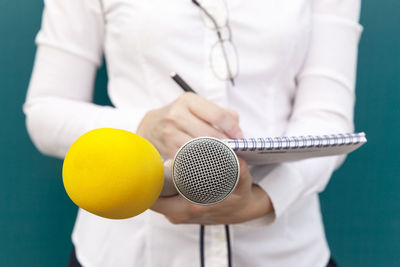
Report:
201,0,229,108
205,225,228,267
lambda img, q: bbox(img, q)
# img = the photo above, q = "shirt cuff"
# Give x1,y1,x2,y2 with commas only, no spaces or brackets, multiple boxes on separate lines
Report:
257,163,304,222
244,156,338,227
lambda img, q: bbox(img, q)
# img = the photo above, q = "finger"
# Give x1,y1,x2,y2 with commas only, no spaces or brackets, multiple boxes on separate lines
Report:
160,129,192,158
225,109,244,139
226,109,239,123
176,111,228,139
182,93,243,138
150,195,194,224
170,130,192,150
238,157,250,178
151,195,184,215
234,158,252,193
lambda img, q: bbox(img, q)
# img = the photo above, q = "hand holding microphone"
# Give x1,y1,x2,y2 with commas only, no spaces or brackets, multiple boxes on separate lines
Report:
153,157,273,225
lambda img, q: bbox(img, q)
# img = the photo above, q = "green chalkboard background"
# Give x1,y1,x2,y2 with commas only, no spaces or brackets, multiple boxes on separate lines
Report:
0,0,399,266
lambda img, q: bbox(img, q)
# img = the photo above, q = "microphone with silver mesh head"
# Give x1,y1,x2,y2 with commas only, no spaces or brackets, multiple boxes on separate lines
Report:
168,74,240,205
171,137,240,205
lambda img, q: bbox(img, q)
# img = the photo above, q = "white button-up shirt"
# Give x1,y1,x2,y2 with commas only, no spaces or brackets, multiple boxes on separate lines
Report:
24,0,362,266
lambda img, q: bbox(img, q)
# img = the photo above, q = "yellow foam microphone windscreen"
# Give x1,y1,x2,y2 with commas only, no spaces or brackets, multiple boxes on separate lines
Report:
62,128,164,219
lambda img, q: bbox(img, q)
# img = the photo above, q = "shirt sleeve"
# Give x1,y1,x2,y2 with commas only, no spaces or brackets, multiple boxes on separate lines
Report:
35,0,104,66
23,0,148,159
255,0,363,224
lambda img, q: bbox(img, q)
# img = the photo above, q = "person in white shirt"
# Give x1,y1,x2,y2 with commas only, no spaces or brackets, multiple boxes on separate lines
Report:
24,0,362,266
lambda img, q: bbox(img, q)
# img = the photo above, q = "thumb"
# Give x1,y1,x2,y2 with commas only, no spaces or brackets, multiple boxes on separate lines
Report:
225,109,244,138
234,158,252,194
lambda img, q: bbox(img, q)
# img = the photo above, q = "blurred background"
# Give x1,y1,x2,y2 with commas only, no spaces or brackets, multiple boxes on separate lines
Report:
0,0,399,266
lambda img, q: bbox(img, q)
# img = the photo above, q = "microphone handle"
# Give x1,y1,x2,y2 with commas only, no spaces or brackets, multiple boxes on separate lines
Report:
160,163,178,197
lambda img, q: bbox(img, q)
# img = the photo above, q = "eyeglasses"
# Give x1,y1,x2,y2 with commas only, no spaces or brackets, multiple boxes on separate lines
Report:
192,0,239,86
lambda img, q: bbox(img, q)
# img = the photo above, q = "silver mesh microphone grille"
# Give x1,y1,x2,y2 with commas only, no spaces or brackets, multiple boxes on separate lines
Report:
172,137,240,205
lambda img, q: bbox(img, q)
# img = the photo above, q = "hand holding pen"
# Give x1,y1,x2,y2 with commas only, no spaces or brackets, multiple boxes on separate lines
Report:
136,72,243,159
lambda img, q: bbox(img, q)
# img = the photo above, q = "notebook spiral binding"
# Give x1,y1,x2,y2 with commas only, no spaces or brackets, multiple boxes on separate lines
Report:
227,133,366,152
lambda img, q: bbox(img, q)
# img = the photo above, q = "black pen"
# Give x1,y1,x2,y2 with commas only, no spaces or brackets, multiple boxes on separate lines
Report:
170,72,197,94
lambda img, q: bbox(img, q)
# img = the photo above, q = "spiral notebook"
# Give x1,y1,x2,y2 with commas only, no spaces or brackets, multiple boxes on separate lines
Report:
222,132,366,165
